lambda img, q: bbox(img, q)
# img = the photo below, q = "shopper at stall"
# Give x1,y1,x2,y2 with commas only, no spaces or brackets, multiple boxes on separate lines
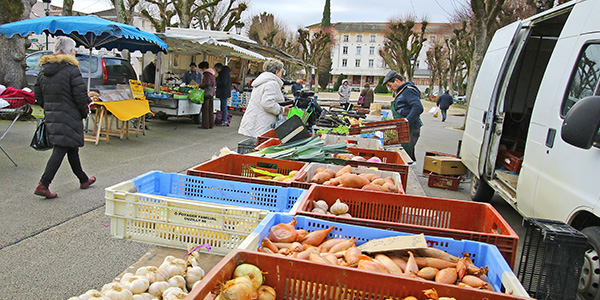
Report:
238,58,292,138
338,79,351,110
33,37,96,199
198,61,216,129
183,62,202,85
142,59,156,84
383,70,423,162
359,83,374,108
214,62,231,126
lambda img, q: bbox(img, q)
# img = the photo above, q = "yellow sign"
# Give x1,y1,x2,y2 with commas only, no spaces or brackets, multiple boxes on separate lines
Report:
129,79,145,100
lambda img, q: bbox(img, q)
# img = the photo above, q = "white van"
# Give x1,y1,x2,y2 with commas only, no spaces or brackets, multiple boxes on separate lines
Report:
461,0,600,298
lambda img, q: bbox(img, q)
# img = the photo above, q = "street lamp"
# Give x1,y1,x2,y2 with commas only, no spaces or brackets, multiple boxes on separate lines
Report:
235,22,244,35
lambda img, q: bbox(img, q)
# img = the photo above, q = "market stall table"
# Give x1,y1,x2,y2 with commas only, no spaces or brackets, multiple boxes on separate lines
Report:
85,99,151,145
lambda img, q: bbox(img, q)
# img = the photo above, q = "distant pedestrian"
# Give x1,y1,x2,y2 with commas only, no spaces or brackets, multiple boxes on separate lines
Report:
383,70,423,162
436,90,454,122
338,79,351,109
183,62,202,85
359,83,374,108
142,59,156,84
291,79,304,98
214,63,232,126
198,61,216,129
33,37,96,199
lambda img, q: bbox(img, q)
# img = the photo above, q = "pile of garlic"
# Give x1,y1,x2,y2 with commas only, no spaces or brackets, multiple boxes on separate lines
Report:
68,244,206,300
311,199,351,217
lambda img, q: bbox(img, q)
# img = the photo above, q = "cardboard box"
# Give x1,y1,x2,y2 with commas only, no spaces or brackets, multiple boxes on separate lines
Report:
423,155,467,175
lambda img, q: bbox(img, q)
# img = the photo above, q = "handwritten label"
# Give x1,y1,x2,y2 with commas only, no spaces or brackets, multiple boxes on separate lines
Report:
129,79,145,100
357,234,428,253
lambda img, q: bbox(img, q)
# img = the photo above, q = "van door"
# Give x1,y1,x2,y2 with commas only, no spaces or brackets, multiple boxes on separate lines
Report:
462,21,524,176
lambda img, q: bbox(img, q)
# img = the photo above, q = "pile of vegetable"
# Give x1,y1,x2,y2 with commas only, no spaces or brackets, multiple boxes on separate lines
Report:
316,124,349,135
334,153,383,163
203,264,275,300
258,219,496,292
68,245,206,300
309,165,401,193
311,199,351,217
248,136,348,164
250,168,298,182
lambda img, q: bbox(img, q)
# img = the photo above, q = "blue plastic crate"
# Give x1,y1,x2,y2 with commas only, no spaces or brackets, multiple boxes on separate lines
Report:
244,213,522,294
131,171,305,212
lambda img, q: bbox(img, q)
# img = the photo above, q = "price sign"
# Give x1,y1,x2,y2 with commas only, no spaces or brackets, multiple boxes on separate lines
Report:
129,79,145,100
357,234,428,253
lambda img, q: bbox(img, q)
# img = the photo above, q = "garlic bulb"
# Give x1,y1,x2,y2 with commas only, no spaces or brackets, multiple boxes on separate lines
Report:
338,213,352,218
311,207,326,214
132,293,157,300
136,266,169,284
168,275,187,292
313,200,328,211
185,266,205,290
159,256,187,278
192,280,202,291
162,287,187,300
78,289,110,300
101,282,133,300
121,273,150,294
147,281,170,298
330,199,349,215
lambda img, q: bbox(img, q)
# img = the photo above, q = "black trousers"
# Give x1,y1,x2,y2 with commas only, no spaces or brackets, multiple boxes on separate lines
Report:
441,109,448,121
40,145,88,187
201,95,214,129
401,125,421,162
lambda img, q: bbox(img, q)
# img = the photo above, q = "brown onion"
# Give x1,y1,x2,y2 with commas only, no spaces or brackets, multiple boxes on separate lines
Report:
256,285,276,300
404,251,419,276
374,254,403,275
268,218,297,243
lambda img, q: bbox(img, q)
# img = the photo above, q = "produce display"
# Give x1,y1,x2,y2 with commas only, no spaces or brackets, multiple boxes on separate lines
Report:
250,168,298,182
311,199,351,217
315,110,365,128
142,82,196,97
258,219,496,292
248,136,348,164
202,264,276,300
334,152,383,163
68,245,206,300
310,165,401,193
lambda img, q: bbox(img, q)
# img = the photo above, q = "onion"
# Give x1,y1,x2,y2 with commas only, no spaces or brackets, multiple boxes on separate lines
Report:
220,277,254,300
233,264,263,291
267,218,297,243
256,285,276,300
367,157,382,163
351,156,366,161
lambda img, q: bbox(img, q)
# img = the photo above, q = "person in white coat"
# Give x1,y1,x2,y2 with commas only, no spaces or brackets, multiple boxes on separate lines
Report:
338,79,351,109
238,58,292,138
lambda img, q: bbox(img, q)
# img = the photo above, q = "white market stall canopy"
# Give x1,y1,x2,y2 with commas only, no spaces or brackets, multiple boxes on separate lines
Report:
159,27,265,61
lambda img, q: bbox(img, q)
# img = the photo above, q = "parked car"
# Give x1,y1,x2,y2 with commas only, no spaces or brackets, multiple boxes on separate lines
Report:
25,51,137,90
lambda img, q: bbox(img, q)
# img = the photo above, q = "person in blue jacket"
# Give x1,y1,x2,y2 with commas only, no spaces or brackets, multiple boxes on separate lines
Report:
382,70,424,162
436,90,454,122
214,63,232,126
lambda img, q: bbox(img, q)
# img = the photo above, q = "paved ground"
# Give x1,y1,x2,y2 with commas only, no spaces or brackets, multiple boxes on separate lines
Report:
0,98,525,299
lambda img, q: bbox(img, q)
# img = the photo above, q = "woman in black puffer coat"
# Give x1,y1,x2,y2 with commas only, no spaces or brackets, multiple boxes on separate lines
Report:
33,38,95,199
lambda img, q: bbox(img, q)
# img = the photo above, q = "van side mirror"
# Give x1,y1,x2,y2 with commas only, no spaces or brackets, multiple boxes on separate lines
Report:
561,96,600,149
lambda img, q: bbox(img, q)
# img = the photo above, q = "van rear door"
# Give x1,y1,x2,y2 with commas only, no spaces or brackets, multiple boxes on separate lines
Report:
462,21,524,176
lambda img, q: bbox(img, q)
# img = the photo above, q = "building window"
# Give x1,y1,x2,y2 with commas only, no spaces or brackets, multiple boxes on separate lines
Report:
355,59,360,67
356,46,361,55
430,35,436,43
357,35,362,42
342,46,348,55
343,35,349,42
342,59,347,67
370,35,376,42
368,59,374,68
369,47,375,55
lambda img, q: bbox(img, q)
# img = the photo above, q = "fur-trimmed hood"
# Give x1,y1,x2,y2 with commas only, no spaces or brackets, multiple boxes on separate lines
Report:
39,54,79,77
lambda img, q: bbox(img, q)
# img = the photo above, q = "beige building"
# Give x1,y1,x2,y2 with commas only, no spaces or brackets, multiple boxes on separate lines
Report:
307,22,455,92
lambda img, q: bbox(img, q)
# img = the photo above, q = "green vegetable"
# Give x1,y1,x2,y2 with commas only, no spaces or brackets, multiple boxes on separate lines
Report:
247,136,349,164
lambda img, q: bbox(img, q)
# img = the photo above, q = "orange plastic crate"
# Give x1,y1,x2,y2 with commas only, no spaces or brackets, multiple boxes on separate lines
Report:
186,153,308,187
188,250,529,300
497,150,523,173
256,129,277,146
343,147,409,191
254,137,281,151
296,184,519,268
428,173,462,190
348,118,410,145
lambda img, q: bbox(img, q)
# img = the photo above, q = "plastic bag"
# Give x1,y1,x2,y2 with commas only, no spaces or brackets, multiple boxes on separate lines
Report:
357,96,365,106
30,119,52,151
428,106,440,114
188,88,205,104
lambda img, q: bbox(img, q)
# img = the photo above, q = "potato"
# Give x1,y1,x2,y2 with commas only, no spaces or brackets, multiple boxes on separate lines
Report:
371,178,386,186
362,183,386,192
310,172,332,184
335,165,352,178
338,173,369,188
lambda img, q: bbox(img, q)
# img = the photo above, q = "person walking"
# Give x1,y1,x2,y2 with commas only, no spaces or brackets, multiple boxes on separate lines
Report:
338,79,351,109
183,62,202,85
142,59,156,84
359,83,374,108
198,61,216,129
291,79,304,98
383,70,424,162
436,90,454,122
238,58,292,138
33,37,96,199
214,62,231,126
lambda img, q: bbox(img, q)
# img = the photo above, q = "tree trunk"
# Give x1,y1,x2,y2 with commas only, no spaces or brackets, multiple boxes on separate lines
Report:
62,0,74,15
0,0,35,88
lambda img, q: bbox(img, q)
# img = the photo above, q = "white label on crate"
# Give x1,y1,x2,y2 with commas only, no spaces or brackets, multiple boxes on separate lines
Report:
171,211,221,226
358,234,428,253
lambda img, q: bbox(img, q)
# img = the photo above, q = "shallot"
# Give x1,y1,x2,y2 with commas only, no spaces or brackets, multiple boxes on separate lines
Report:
267,217,297,243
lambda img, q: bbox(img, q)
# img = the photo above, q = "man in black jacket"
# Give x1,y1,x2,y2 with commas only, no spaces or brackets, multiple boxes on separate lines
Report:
33,38,96,198
142,60,156,84
436,90,454,122
214,63,232,126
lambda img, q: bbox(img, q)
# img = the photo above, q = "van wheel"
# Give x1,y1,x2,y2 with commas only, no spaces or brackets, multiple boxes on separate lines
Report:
579,227,600,300
470,176,494,202
158,113,169,120
192,113,201,124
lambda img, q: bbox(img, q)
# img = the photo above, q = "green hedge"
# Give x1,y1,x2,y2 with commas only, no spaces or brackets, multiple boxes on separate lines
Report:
374,76,388,94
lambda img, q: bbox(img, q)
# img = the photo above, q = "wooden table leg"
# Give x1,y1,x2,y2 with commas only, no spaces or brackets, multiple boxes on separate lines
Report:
94,107,105,145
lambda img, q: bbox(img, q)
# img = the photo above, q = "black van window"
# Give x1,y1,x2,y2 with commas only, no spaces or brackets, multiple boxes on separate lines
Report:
103,58,136,79
562,43,600,117
77,55,99,74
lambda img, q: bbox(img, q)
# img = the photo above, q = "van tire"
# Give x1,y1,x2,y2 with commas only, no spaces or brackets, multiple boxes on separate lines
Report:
158,112,169,120
579,227,600,300
470,176,494,202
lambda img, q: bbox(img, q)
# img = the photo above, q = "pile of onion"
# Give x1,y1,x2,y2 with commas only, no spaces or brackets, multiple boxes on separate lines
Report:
213,264,275,300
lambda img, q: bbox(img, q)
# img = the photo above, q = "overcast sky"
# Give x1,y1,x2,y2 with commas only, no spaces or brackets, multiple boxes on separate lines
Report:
49,0,466,29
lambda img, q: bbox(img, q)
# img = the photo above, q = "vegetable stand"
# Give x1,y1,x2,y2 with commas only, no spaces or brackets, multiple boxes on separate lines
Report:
146,93,202,124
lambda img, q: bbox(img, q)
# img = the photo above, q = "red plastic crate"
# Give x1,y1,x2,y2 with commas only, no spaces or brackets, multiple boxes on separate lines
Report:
296,184,519,268
186,153,308,187
348,118,410,145
497,150,523,173
428,173,461,190
256,129,277,146
343,147,409,191
254,137,281,151
188,250,529,300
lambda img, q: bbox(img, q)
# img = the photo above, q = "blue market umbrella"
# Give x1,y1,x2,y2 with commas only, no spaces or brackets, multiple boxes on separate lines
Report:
0,15,168,90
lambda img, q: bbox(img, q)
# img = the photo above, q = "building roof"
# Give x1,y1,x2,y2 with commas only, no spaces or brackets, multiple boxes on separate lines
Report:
307,22,456,36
